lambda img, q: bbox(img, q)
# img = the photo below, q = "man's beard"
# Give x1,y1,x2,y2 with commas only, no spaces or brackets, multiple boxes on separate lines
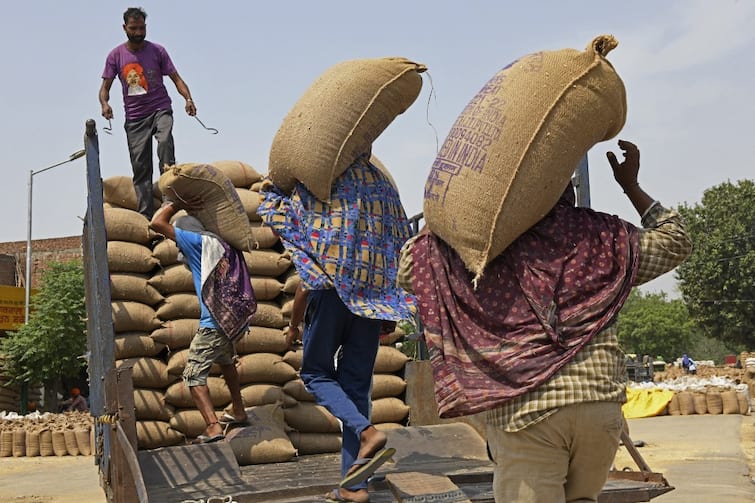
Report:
127,34,145,43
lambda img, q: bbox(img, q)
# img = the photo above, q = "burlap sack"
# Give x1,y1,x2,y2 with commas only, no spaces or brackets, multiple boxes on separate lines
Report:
114,332,165,359
158,163,256,252
226,404,297,465
110,273,164,306
235,326,288,355
209,160,262,188
281,270,301,294
108,241,159,274
269,57,426,201
136,420,185,450
667,393,680,415
155,293,200,321
0,430,12,457
706,390,723,415
236,353,297,385
150,318,199,350
372,374,407,399
26,429,40,457
170,410,218,438
111,300,162,333
288,431,341,455
283,379,316,403
102,176,161,211
39,429,54,456
239,383,295,408
75,428,91,456
236,188,263,223
104,207,157,245
147,264,194,294
165,377,231,408
152,238,180,266
371,397,410,424
52,430,68,456
12,429,26,457
284,403,341,433
692,391,708,415
374,345,410,373
243,250,292,277
249,302,287,329
118,357,178,389
134,388,173,421
250,223,279,249
282,349,303,371
249,277,284,302
677,391,695,415
423,36,626,280
721,390,740,414
64,429,80,456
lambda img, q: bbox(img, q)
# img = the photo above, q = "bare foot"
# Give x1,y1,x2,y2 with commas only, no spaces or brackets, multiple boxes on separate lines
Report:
205,421,223,437
357,425,387,461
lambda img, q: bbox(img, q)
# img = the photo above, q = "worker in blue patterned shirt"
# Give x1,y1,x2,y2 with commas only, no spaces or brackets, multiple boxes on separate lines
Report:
258,154,415,503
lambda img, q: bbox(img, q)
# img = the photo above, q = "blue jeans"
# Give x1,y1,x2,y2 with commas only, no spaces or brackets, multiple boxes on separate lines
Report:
299,289,381,489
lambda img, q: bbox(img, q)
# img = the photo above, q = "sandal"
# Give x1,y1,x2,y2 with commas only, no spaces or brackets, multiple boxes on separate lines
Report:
339,447,396,488
324,487,369,502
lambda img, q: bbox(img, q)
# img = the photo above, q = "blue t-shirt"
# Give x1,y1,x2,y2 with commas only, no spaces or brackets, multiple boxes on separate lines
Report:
174,227,218,329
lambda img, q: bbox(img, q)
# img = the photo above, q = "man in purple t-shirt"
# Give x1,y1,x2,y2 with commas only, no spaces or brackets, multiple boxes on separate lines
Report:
99,7,196,219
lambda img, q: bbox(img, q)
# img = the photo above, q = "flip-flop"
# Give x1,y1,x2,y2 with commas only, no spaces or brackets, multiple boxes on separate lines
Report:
339,447,396,488
324,487,368,503
191,433,225,445
218,412,250,426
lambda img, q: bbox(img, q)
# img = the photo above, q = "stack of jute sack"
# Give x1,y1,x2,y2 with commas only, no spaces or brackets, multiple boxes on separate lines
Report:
0,411,93,457
665,385,750,416
101,161,416,463
422,35,626,282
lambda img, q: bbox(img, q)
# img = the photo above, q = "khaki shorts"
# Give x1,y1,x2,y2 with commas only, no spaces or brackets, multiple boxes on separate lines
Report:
183,327,236,387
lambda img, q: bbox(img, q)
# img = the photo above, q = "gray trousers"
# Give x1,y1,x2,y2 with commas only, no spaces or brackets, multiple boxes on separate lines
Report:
125,109,175,218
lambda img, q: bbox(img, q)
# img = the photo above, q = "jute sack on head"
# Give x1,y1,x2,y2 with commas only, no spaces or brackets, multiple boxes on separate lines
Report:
158,164,256,252
423,35,626,280
269,57,426,201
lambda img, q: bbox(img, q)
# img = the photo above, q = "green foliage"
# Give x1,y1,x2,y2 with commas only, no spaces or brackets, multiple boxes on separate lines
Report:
617,289,695,359
686,332,740,365
676,180,755,348
0,261,87,385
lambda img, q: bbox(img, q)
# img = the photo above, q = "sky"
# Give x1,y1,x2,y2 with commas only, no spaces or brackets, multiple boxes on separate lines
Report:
2,0,753,297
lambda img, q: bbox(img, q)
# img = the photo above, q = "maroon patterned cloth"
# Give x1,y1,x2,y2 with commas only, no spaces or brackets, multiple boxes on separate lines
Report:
411,190,641,417
202,240,257,342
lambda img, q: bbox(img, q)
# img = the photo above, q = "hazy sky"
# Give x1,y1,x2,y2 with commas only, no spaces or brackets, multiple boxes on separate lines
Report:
2,0,753,296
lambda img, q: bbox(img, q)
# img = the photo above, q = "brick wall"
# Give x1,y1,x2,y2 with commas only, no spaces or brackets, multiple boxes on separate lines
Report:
0,236,82,288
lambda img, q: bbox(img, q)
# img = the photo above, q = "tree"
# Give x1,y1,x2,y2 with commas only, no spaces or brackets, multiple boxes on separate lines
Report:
617,289,695,360
676,180,755,348
0,260,87,410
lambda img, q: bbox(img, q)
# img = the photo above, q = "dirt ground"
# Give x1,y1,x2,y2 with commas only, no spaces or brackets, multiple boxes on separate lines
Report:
0,415,753,502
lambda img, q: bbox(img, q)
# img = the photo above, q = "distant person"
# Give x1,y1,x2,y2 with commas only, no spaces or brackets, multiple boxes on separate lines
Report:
258,155,415,503
398,140,692,502
61,388,89,413
150,200,257,444
99,7,196,219
681,353,698,374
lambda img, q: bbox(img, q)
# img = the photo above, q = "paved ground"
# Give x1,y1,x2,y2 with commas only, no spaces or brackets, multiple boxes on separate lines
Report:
0,414,753,502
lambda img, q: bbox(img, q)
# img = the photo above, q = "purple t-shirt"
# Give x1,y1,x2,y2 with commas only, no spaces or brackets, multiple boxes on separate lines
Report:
102,41,177,121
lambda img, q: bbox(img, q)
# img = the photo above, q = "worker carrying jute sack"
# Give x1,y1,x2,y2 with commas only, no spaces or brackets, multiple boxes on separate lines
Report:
423,35,626,282
268,57,426,201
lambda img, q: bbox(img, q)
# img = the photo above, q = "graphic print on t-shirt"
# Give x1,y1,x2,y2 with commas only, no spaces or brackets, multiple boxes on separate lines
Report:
122,62,148,96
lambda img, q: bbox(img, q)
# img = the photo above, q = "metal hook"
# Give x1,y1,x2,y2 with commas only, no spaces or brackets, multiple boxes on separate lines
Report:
103,119,113,135
194,116,219,134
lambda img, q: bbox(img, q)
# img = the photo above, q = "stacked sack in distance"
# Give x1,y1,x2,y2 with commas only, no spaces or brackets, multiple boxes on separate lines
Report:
0,411,94,457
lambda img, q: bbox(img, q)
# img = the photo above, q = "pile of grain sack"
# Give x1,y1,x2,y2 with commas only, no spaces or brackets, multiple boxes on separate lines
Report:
102,160,412,464
0,361,41,413
629,377,751,417
0,411,93,457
